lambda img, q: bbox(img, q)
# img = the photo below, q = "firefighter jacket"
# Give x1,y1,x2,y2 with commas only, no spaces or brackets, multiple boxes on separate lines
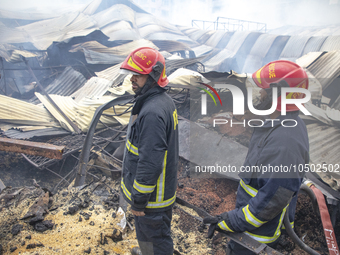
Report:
121,86,179,213
217,111,309,244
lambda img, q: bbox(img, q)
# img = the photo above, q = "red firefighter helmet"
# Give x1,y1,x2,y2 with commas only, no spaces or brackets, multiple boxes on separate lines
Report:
120,47,169,87
252,60,309,112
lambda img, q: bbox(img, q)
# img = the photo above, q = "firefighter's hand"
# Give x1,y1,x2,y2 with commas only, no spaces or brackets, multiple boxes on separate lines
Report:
203,215,221,239
131,209,145,216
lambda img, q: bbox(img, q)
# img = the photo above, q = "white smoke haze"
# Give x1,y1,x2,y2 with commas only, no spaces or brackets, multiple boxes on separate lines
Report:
1,0,339,29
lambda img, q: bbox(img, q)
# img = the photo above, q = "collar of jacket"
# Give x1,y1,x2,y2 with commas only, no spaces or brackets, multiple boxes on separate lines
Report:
261,111,300,128
132,86,166,115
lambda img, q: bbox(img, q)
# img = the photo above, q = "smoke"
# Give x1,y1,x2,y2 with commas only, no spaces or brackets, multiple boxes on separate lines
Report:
0,0,92,14
150,0,340,30
1,0,340,29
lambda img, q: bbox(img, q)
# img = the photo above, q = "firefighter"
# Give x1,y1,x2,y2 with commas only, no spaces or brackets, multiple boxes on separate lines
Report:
119,47,179,255
203,60,310,254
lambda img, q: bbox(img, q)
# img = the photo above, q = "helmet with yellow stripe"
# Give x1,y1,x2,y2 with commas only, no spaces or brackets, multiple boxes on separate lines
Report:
120,47,169,87
252,60,309,112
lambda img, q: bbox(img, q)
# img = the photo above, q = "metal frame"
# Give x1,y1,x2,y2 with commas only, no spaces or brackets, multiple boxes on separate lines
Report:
192,17,267,33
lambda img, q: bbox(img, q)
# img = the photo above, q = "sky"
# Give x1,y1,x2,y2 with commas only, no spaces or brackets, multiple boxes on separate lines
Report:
1,0,340,30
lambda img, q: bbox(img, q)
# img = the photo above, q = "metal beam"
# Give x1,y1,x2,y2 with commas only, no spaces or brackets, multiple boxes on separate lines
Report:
0,137,65,159
74,95,134,187
23,57,82,134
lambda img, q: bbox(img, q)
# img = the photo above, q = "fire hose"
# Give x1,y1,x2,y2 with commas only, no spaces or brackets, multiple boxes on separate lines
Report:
284,182,339,255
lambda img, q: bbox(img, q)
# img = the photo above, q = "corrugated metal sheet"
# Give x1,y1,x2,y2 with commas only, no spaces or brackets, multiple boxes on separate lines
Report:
191,45,213,57
0,25,30,45
242,33,278,73
296,52,324,68
215,32,235,49
307,51,340,90
135,13,157,28
10,12,97,50
320,35,340,51
196,30,217,45
262,35,290,65
30,67,86,104
70,39,157,55
204,30,228,48
151,40,191,53
0,44,37,63
95,63,122,80
4,127,70,139
167,68,209,86
279,35,311,61
100,20,133,36
35,93,131,132
71,77,113,102
165,56,206,74
302,36,327,55
139,24,184,38
92,4,135,29
107,28,141,41
184,29,212,43
83,49,126,64
307,122,340,169
145,32,194,45
268,25,340,36
0,94,60,127
326,107,340,122
81,0,102,16
202,31,252,72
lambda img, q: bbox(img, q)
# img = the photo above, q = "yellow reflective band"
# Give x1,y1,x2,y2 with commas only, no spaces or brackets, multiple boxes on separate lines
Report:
162,66,166,78
133,180,156,194
240,179,258,197
242,205,267,228
126,139,139,156
146,193,176,208
121,178,131,200
256,66,264,84
157,151,167,202
218,221,234,232
173,109,178,130
244,205,288,244
127,57,143,72
244,231,280,244
282,221,294,230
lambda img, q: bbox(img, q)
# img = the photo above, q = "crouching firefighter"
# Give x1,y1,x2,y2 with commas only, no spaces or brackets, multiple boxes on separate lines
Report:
203,60,310,255
119,47,179,255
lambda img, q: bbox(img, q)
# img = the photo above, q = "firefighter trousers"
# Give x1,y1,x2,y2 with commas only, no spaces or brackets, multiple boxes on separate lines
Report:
134,209,173,255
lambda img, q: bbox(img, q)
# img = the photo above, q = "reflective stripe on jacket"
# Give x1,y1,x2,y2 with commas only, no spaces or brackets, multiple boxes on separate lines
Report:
121,86,179,212
220,111,309,244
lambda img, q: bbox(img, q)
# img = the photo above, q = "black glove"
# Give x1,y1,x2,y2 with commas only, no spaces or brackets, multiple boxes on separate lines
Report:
203,215,222,239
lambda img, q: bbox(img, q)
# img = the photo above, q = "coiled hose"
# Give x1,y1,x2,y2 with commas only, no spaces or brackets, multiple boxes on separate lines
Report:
283,183,321,255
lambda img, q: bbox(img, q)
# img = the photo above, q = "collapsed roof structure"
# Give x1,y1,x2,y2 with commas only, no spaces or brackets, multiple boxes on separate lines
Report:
0,0,340,221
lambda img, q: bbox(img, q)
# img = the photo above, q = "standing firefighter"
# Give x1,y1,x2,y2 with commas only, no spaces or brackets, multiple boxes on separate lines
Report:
204,60,310,254
120,47,179,255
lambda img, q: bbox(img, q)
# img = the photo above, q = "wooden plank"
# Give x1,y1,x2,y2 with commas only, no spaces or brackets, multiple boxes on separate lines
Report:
0,137,64,159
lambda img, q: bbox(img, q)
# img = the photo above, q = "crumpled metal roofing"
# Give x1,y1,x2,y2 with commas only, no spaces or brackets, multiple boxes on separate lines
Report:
70,39,158,64
307,51,340,91
0,94,61,127
279,35,311,62
92,4,135,28
0,44,37,63
3,1,340,74
4,127,70,140
241,33,278,73
302,36,327,55
29,66,87,104
35,93,131,133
